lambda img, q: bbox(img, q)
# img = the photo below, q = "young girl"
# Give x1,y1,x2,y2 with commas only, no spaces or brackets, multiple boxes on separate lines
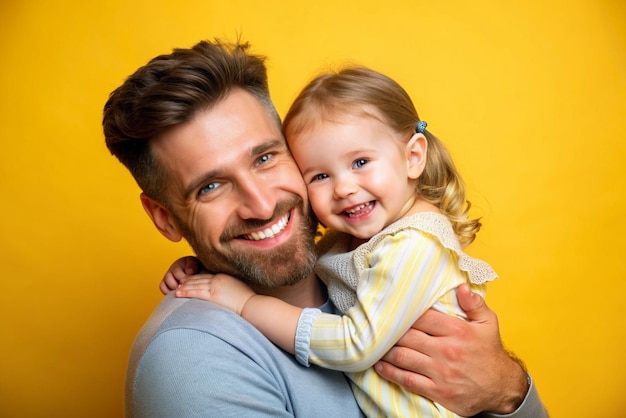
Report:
167,66,497,418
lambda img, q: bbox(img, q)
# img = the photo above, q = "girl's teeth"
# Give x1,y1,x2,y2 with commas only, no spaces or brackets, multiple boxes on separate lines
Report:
347,204,366,214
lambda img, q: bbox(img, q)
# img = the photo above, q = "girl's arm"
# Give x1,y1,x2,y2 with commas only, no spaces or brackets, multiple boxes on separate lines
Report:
242,295,302,353
176,274,302,353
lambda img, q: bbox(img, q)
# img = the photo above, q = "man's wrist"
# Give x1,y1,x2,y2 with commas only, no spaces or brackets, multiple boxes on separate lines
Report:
488,351,529,414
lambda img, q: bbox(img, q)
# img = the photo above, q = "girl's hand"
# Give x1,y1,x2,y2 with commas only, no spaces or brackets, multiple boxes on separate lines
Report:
175,273,256,315
159,256,202,295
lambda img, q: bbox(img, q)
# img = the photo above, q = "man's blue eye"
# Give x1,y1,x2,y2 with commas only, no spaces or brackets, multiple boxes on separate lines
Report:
353,159,368,169
199,182,218,195
258,153,272,164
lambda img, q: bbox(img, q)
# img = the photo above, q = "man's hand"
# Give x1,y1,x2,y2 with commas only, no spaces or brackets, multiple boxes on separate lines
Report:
375,284,528,416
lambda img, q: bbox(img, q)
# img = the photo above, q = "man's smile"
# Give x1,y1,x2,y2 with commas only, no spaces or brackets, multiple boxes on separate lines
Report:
243,212,290,241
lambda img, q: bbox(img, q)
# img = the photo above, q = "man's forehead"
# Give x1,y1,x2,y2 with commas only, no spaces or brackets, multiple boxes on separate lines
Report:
153,91,277,151
149,95,287,195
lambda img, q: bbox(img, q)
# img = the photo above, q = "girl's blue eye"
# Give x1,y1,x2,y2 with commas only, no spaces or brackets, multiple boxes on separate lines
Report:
311,173,329,182
353,158,368,169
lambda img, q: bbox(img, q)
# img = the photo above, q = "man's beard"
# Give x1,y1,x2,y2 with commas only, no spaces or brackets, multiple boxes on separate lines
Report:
177,195,318,290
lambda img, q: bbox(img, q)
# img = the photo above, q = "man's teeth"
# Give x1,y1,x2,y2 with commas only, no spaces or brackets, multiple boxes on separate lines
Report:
244,214,289,241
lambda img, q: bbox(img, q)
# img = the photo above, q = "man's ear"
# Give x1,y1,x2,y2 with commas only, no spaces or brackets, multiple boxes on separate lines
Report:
406,133,428,180
140,192,183,242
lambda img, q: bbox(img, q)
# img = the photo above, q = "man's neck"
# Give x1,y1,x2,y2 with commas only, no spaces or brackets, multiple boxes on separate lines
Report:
254,274,327,308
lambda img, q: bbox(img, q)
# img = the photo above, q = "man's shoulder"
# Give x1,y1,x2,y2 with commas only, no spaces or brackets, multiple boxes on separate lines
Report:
158,296,246,333
126,296,282,416
126,295,364,417
131,295,271,362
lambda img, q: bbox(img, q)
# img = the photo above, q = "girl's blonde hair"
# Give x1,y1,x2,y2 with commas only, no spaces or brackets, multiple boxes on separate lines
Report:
283,66,480,246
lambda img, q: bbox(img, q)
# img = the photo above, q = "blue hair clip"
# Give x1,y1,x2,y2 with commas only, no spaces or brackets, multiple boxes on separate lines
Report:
416,120,428,133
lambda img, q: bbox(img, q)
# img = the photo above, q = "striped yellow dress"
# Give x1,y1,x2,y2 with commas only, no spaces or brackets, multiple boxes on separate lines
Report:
295,212,497,418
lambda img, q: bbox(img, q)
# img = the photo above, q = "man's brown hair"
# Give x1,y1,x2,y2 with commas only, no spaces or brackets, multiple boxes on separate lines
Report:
103,39,280,206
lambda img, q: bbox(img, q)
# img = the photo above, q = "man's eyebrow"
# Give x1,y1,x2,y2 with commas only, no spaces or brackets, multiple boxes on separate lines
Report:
182,139,285,199
250,139,285,156
184,168,222,200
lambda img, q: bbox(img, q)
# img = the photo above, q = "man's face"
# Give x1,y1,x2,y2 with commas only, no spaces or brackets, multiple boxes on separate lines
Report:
150,89,317,289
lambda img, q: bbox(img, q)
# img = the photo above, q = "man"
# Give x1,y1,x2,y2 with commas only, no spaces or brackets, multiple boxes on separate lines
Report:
103,39,546,417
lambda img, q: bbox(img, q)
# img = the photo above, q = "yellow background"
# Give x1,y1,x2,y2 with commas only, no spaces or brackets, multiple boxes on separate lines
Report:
1,1,624,417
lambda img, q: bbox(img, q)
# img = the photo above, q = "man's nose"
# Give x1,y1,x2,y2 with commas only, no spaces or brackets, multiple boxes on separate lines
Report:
235,178,275,220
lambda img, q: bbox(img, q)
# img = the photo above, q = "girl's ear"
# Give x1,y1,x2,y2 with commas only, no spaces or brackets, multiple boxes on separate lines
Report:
140,193,183,242
406,133,428,179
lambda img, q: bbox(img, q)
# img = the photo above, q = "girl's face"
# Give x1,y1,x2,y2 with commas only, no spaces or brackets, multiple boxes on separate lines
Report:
288,111,426,240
